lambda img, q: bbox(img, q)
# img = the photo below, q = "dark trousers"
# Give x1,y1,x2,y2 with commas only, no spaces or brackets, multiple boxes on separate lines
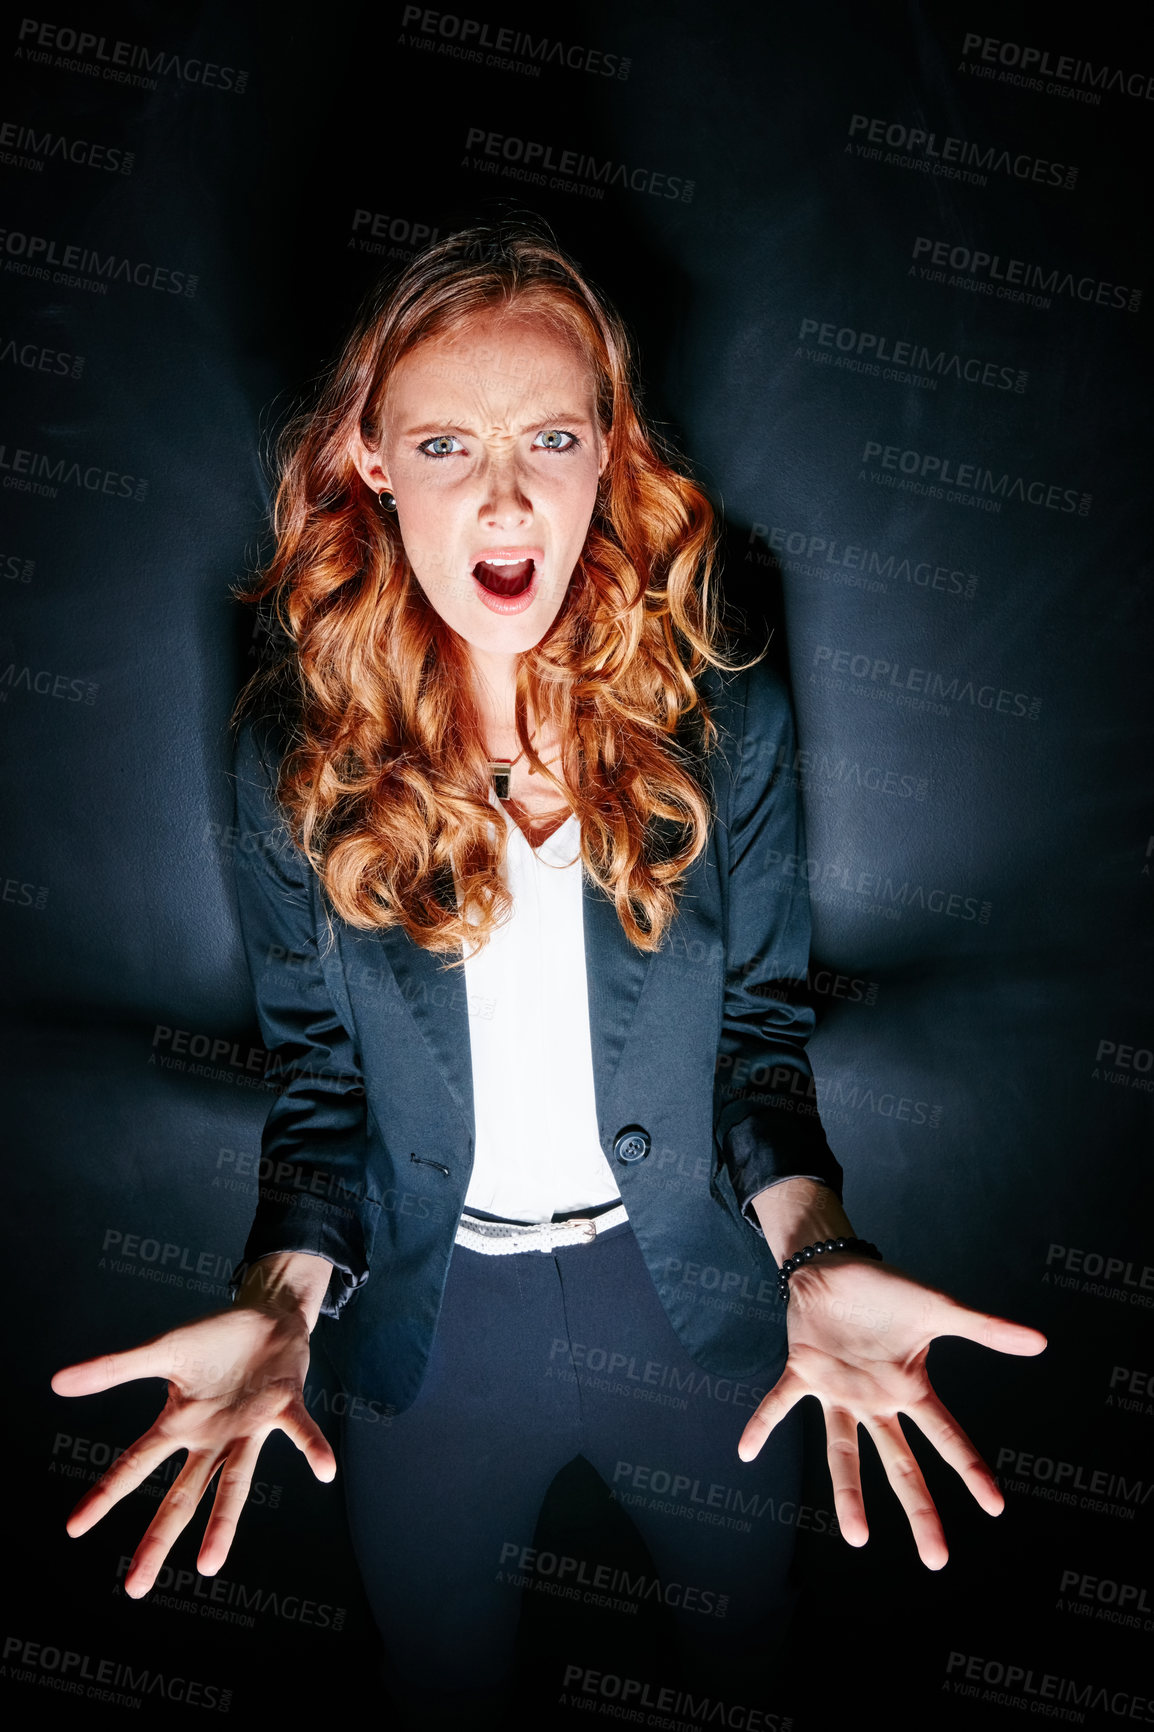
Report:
338,1220,803,1727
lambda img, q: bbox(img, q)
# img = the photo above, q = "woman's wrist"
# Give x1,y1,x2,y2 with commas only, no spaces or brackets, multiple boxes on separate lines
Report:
236,1251,334,1332
751,1177,856,1265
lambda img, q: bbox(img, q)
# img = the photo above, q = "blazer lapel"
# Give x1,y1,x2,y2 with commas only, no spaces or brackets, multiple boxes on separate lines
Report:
582,872,656,1118
370,864,654,1146
370,869,476,1135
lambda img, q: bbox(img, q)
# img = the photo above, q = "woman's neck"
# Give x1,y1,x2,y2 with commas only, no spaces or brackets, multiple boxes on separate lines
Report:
466,644,519,740
465,646,572,840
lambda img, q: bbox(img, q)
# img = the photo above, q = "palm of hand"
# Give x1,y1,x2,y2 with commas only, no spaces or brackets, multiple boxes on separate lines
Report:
738,1258,1046,1569
52,1307,335,1596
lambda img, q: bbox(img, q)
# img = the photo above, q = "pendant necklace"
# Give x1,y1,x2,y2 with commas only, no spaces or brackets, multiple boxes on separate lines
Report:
488,749,524,801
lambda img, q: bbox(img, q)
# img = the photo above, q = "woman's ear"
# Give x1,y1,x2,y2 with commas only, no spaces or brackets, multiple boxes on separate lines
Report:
347,431,391,497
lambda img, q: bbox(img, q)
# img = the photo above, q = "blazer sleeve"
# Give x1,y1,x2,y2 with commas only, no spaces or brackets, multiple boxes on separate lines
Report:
225,715,378,1318
714,657,845,1234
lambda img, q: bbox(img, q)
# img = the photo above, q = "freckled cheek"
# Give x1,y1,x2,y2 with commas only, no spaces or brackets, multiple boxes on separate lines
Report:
539,472,599,535
397,527,459,591
397,493,473,584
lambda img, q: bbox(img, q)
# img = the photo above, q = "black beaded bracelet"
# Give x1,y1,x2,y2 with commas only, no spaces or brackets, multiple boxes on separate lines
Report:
777,1237,883,1303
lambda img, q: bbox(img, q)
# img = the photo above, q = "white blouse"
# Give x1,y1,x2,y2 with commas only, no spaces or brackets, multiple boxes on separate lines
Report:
457,791,624,1223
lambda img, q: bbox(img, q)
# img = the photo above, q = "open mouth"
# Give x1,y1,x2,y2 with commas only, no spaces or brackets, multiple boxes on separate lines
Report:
472,557,535,597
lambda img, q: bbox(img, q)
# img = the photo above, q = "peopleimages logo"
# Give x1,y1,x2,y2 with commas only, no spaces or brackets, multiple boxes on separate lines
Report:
348,209,443,259
0,663,97,703
1045,1241,1154,1295
753,522,979,599
911,235,1141,312
847,113,1078,190
2,1635,231,1712
811,643,1042,722
462,126,693,202
1057,1568,1154,1635
0,438,147,502
996,1449,1154,1505
14,19,249,94
498,1542,728,1618
765,847,990,929
561,1667,793,1732
959,32,1154,104
0,336,84,378
860,438,1090,517
113,1556,346,1631
399,7,630,80
798,315,1026,393
0,119,134,174
0,226,197,297
944,1651,1154,1721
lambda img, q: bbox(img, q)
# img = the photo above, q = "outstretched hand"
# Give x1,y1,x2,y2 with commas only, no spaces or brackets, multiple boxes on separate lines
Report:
737,1254,1047,1569
51,1296,335,1598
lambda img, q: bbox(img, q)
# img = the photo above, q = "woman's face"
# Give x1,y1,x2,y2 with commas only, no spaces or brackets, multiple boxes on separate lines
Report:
351,308,609,665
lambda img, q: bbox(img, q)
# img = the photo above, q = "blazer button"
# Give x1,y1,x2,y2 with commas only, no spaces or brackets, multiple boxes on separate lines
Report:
613,1127,651,1164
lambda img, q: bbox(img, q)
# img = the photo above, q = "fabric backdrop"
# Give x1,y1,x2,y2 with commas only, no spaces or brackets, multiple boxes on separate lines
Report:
4,3,1151,1725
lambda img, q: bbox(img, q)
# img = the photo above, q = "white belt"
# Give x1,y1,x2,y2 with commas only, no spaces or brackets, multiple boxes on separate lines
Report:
454,1203,629,1255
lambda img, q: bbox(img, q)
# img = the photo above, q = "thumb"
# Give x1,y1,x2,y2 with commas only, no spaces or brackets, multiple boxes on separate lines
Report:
281,1401,338,1483
738,1364,806,1463
932,1297,1048,1357
51,1334,177,1397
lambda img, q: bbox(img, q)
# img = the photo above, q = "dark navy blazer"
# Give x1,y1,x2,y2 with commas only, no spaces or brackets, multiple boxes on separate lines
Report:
228,652,842,1415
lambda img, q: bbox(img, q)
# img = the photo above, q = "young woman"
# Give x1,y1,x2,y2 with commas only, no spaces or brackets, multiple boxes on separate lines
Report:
52,219,1046,1726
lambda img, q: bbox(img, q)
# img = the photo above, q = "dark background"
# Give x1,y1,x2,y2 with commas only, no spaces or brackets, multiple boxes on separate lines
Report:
3,2,1151,1725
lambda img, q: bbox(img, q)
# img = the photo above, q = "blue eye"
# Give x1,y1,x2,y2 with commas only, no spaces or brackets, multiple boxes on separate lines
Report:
417,434,465,459
533,429,580,451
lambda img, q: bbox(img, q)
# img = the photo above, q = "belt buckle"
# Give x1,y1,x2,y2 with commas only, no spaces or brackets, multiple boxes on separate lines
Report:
556,1215,598,1244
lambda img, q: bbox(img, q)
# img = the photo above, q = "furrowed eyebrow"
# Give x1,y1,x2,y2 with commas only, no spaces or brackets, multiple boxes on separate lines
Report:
401,421,472,437
529,412,591,429
400,412,593,437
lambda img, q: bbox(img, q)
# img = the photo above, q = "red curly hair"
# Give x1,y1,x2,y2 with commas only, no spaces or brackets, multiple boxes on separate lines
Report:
232,217,757,958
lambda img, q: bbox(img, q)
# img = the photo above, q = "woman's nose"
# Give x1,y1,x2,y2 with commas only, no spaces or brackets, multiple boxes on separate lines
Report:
479,457,532,525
